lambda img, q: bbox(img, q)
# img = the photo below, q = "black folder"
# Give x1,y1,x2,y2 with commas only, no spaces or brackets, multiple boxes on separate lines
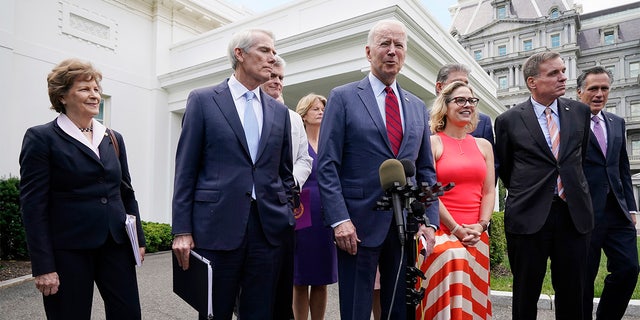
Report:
172,250,213,319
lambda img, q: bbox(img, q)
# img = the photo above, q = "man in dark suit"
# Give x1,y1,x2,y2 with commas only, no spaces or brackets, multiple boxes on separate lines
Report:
171,29,294,320
317,19,438,320
435,63,494,145
495,51,594,320
578,66,639,320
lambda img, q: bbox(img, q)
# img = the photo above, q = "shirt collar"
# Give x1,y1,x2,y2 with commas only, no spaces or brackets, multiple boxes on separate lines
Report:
228,74,261,103
531,97,558,118
56,113,106,156
368,72,398,98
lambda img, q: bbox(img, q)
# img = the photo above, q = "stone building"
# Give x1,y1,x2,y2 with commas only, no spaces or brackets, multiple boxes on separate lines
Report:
449,0,640,199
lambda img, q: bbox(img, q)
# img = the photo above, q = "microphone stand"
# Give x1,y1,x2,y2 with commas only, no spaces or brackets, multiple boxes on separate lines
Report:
378,181,453,320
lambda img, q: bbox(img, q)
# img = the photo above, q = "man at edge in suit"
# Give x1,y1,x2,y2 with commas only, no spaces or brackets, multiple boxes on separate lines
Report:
317,19,438,320
172,29,294,320
495,51,594,320
577,66,639,320
260,55,313,320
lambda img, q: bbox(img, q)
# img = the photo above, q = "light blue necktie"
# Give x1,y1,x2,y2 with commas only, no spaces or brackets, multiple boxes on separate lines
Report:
244,91,259,162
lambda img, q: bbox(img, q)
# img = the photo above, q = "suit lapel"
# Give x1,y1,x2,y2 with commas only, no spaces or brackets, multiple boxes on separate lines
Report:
602,111,614,160
256,91,275,161
396,85,414,157
357,78,395,156
52,122,103,164
557,99,574,162
519,101,555,161
212,82,253,160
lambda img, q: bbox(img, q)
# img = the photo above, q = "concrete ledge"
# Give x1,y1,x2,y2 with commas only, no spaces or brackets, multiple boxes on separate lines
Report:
0,274,33,289
491,290,552,309
492,290,640,316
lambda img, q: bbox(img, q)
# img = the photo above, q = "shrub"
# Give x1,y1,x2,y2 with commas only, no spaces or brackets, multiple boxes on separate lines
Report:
0,177,28,260
489,211,506,267
142,221,173,253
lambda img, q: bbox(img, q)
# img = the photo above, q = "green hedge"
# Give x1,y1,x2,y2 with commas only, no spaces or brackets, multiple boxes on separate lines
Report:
0,177,173,259
141,221,173,253
0,177,28,260
489,211,507,268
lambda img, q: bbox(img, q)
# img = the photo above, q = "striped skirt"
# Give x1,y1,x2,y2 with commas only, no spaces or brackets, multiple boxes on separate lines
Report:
415,230,492,320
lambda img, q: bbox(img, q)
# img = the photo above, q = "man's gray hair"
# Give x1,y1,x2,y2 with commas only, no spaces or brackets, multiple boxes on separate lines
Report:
437,63,471,83
577,66,613,91
227,29,275,70
274,55,286,68
367,19,408,48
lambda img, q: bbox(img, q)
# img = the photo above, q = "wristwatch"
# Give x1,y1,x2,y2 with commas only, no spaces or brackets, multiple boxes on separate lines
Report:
478,220,490,232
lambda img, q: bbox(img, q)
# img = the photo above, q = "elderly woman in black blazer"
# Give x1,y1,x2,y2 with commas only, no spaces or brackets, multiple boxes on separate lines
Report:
19,58,145,319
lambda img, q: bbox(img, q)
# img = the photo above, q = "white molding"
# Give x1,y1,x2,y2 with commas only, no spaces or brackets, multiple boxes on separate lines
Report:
60,1,118,50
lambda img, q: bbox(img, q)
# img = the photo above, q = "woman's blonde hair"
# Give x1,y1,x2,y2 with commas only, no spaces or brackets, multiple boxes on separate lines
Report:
296,93,327,121
429,81,478,133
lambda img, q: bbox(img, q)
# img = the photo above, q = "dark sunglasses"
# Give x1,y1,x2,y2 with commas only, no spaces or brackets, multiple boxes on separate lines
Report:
446,97,480,107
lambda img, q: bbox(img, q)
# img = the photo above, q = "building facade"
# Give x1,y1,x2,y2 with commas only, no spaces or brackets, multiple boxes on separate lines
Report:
449,0,640,200
1,0,503,223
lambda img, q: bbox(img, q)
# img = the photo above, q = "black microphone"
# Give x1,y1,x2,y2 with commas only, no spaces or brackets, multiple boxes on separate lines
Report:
399,159,416,205
399,159,415,182
379,159,407,246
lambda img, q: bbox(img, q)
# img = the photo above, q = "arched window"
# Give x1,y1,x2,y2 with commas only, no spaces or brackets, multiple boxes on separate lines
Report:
550,8,560,19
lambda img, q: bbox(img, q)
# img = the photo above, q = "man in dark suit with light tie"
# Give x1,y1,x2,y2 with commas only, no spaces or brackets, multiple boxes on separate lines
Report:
495,51,594,320
171,29,294,320
317,19,438,320
435,63,494,146
578,66,639,320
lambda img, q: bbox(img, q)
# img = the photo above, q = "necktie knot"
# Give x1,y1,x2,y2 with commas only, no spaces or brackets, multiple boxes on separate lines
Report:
592,115,599,124
245,91,255,101
385,86,393,95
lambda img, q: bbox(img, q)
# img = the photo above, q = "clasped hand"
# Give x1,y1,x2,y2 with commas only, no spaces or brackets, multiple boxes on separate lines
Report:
454,224,482,246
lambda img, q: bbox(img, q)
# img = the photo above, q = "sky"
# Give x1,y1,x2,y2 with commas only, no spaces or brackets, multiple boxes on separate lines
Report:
225,0,639,29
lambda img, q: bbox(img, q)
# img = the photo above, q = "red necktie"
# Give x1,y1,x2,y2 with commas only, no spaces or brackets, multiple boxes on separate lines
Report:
545,107,565,200
385,86,402,156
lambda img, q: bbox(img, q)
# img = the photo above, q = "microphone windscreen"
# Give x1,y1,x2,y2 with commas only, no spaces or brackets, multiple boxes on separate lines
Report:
379,159,407,190
399,159,416,178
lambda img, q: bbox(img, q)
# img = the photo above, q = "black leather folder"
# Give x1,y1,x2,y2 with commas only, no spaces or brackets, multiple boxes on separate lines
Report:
172,250,213,319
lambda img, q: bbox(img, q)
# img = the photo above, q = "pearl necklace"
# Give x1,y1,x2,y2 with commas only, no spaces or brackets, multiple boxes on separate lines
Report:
78,125,93,132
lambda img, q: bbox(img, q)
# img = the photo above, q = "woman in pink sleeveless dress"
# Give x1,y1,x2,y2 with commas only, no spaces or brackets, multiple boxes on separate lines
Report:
416,81,495,319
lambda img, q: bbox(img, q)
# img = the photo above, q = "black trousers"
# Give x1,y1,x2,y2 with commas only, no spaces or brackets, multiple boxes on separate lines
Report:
43,235,141,320
507,198,591,320
583,193,639,320
198,202,285,320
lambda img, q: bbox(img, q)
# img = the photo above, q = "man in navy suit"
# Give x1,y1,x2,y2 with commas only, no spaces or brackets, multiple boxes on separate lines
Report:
495,51,594,320
172,29,294,320
435,63,494,146
317,19,438,320
578,66,639,320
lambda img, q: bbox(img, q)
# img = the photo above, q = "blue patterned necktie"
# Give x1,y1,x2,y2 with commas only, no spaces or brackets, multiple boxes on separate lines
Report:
244,91,259,162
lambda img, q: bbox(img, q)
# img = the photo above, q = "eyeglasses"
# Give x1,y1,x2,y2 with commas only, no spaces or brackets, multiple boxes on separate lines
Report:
446,97,480,107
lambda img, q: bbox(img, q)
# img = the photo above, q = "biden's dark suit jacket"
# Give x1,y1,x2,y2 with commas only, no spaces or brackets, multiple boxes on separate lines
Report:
20,120,145,277
317,76,437,319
